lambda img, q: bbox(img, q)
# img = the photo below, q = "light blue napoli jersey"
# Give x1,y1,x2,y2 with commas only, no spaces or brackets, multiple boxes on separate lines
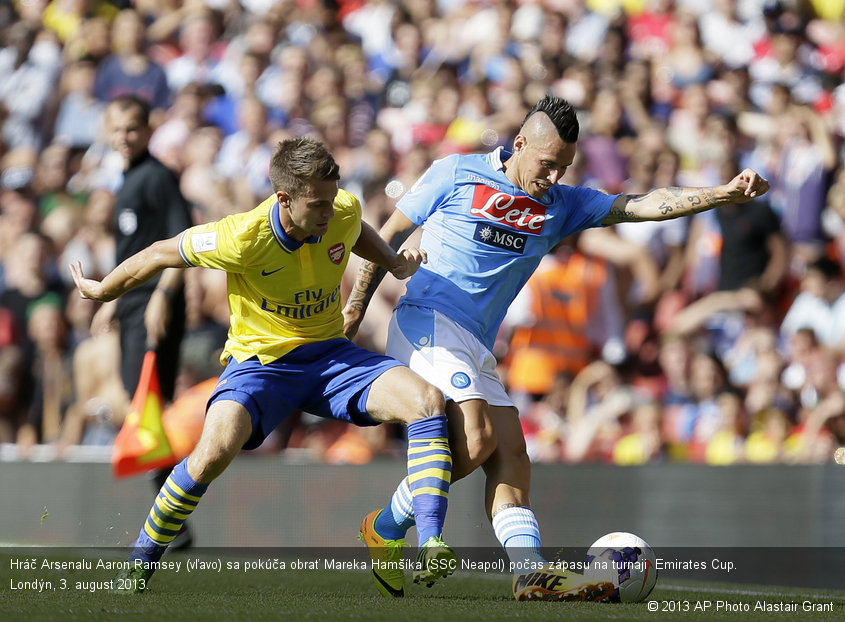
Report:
396,147,618,350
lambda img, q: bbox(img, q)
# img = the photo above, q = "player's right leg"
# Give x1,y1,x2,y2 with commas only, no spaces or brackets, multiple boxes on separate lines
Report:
483,405,544,567
112,399,252,593
482,408,613,602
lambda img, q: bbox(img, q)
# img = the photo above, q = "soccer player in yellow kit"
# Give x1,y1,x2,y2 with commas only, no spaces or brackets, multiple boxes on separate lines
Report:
70,138,455,594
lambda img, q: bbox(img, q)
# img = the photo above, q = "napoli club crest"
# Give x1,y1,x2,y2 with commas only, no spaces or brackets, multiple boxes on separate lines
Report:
451,372,471,389
328,243,345,264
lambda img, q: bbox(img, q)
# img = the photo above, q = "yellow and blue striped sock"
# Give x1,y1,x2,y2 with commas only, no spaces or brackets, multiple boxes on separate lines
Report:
130,458,208,563
406,415,451,543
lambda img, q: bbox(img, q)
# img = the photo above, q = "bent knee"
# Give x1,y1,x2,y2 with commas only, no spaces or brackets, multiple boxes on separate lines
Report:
508,443,531,473
400,382,447,423
187,444,237,483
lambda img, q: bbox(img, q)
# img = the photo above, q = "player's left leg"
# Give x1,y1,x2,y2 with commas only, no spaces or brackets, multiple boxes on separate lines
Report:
150,468,193,550
365,366,456,590
112,400,252,593
370,397,495,542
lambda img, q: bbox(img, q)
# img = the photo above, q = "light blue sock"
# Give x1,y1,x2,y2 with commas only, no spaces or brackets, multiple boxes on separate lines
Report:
492,506,545,570
374,477,415,540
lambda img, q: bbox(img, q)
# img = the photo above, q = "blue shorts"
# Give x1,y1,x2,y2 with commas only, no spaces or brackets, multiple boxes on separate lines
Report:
208,338,403,450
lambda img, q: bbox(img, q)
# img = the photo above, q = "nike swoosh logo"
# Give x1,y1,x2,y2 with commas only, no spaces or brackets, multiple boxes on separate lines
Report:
261,267,284,276
372,570,404,597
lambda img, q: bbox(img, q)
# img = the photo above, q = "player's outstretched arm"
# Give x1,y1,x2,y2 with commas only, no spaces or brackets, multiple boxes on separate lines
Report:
69,235,187,302
601,168,770,225
344,210,418,339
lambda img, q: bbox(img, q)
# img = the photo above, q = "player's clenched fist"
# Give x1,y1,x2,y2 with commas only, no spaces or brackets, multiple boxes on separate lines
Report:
726,168,770,202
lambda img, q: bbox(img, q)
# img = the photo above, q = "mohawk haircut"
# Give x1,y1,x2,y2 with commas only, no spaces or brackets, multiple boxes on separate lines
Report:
522,96,579,143
269,138,340,199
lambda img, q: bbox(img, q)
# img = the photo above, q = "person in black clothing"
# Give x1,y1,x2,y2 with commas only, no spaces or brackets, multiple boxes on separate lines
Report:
93,95,194,546
94,95,193,398
715,158,788,296
716,200,788,294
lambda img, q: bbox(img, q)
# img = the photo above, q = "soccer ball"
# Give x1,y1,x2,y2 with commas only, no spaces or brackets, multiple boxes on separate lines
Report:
583,532,657,603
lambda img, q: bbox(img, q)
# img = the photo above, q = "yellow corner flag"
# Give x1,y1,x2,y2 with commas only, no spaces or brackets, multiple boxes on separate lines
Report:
112,350,177,478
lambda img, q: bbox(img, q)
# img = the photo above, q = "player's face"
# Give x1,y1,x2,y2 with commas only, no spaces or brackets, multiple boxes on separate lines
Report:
510,134,577,199
106,105,150,169
279,179,338,241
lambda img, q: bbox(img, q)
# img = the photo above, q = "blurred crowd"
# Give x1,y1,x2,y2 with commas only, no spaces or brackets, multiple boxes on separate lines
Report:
2,0,845,465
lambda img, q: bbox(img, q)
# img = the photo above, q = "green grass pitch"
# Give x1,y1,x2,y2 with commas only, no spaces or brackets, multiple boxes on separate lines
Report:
2,550,844,622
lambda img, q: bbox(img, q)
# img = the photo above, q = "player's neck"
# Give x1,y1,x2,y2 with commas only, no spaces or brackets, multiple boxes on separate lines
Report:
277,208,311,242
501,154,518,187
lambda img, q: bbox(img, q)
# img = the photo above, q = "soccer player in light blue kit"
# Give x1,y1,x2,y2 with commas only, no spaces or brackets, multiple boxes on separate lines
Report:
344,96,770,601
70,138,455,594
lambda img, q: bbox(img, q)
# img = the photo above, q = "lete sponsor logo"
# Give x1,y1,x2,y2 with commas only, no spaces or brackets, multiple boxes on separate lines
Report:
469,185,547,232
328,242,345,264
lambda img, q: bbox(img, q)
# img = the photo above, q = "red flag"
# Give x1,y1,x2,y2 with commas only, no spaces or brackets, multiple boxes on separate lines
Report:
111,351,178,478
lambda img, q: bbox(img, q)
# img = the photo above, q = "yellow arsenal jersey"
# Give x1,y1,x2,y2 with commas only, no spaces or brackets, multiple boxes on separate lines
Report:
178,190,362,364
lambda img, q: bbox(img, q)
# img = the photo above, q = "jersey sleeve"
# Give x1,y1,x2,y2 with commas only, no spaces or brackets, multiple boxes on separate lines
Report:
556,185,618,237
178,211,257,272
396,154,459,225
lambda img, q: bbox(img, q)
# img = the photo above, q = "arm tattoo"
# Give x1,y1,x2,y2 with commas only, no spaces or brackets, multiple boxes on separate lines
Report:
684,189,718,209
346,261,387,313
608,194,642,220
618,186,726,222
607,207,637,220
347,226,413,315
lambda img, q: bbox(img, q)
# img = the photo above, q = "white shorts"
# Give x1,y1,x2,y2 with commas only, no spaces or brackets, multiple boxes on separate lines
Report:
386,304,514,407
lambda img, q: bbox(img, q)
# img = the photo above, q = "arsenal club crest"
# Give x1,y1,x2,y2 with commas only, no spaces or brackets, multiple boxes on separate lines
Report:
328,242,345,264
